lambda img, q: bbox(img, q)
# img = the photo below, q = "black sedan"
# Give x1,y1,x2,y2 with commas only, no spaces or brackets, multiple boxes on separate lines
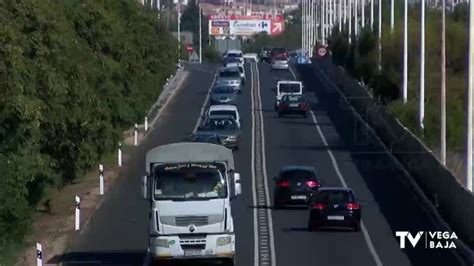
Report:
277,94,309,118
308,187,361,231
273,166,321,208
189,132,223,145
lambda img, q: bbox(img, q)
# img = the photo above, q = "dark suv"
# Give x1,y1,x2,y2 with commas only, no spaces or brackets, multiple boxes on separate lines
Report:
273,166,321,208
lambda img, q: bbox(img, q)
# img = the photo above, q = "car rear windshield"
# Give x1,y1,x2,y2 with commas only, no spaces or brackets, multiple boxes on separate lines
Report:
227,53,242,58
280,169,316,181
314,191,354,203
279,83,301,93
274,56,288,61
207,118,238,130
219,70,240,78
191,135,219,143
213,86,234,94
210,110,237,120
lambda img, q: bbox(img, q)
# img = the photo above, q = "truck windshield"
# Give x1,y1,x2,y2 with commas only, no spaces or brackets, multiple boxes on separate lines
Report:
154,166,227,200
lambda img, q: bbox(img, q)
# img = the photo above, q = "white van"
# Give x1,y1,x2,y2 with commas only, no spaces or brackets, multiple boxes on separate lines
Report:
207,105,241,128
275,81,303,110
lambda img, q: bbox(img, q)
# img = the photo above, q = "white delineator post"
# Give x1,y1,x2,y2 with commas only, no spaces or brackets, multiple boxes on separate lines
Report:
390,0,394,32
99,164,104,195
134,123,138,146
349,0,352,43
377,0,382,72
339,0,342,32
145,116,148,132
362,0,365,27
355,0,358,37
36,243,42,266
118,142,122,167
75,196,80,231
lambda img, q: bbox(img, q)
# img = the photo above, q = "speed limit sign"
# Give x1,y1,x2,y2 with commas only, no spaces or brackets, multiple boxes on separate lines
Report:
317,47,327,57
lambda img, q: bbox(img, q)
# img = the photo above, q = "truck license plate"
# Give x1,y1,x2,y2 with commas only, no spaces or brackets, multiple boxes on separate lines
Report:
184,249,202,256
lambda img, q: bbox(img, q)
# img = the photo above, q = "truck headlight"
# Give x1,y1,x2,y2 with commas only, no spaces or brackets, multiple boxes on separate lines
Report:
216,236,232,246
154,238,170,248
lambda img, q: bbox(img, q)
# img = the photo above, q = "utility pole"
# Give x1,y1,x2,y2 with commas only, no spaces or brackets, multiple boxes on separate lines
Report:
339,0,342,31
355,0,358,37
441,0,446,165
371,0,374,29
467,0,474,191
391,0,394,32
349,0,352,43
177,0,181,60
420,0,425,130
403,0,408,103
377,0,382,72
199,2,202,63
322,0,326,45
362,0,365,27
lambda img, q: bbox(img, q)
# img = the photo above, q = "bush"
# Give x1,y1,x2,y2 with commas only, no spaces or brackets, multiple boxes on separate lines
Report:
0,0,177,260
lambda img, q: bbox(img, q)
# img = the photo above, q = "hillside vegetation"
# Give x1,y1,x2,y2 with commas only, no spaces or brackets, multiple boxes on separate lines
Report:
0,0,177,259
328,5,468,182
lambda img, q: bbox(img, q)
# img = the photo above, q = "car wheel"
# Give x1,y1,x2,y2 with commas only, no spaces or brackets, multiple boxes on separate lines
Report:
302,112,307,118
274,105,278,111
308,221,315,232
238,90,242,94
278,112,283,117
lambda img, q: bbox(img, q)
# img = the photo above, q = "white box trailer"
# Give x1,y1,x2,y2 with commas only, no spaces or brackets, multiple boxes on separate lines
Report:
144,142,241,265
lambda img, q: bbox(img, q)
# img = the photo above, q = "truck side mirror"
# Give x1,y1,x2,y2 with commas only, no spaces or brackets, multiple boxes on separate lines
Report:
234,173,241,197
143,175,148,200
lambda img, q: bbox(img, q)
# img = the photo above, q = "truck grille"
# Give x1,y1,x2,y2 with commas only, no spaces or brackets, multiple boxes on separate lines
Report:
175,216,209,226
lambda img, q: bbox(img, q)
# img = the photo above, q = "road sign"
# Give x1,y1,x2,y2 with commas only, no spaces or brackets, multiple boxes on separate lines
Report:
186,44,193,53
317,47,327,57
271,22,283,35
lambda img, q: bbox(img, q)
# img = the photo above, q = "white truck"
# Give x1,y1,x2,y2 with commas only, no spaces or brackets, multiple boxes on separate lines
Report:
144,142,241,265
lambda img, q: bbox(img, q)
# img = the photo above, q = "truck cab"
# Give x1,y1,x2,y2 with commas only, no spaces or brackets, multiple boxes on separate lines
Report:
144,142,241,265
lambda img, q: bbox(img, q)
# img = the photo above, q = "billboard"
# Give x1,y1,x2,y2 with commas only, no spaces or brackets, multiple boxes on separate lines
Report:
208,15,285,36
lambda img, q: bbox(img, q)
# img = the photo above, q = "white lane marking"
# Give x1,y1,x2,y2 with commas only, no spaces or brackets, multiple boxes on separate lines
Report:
193,73,217,133
290,65,383,266
250,63,260,266
255,63,277,266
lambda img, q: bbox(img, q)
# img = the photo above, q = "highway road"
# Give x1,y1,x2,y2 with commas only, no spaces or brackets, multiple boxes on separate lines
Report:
55,62,465,266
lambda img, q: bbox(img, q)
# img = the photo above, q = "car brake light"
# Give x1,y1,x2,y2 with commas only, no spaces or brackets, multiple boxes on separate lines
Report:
277,180,291,187
312,203,325,210
347,202,360,210
306,180,320,187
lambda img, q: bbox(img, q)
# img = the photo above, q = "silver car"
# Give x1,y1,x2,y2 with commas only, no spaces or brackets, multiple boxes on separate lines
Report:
271,56,289,70
197,114,241,149
210,86,237,105
215,67,242,94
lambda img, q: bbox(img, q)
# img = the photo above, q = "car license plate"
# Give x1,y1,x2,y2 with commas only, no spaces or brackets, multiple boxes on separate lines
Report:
327,215,344,221
291,195,306,200
184,249,202,256
289,103,299,107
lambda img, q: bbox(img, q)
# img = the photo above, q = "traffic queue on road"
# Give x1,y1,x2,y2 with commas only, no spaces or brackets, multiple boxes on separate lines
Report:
192,47,361,234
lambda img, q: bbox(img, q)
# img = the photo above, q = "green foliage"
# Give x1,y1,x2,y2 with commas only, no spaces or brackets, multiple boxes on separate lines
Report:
0,0,177,260
327,5,468,169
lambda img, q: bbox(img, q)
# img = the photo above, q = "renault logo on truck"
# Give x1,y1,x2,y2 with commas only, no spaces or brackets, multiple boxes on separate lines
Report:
189,224,195,233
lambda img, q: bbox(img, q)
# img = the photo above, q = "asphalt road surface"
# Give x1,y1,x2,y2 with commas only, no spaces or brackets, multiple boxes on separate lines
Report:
53,62,465,266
